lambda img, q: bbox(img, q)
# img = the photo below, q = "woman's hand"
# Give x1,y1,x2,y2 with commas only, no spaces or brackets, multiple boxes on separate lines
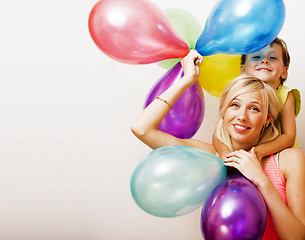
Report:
180,50,203,86
224,148,269,187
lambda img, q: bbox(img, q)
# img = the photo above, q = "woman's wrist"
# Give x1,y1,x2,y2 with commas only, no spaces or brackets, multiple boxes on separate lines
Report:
255,174,271,191
181,74,198,88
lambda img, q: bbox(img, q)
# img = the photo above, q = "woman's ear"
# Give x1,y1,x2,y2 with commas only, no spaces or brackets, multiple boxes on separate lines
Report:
266,113,274,127
240,65,246,74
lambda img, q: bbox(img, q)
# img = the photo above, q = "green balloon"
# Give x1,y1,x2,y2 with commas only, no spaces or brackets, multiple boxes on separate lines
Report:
157,8,203,69
130,145,227,217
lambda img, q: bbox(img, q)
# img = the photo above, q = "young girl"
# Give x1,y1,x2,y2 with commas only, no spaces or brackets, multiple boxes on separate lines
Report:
214,37,301,161
131,50,305,239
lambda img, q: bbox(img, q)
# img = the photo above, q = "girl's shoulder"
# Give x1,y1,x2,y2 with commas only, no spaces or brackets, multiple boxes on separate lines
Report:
277,84,301,116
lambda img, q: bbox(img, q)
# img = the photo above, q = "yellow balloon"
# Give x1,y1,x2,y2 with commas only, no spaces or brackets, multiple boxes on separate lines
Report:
198,54,241,97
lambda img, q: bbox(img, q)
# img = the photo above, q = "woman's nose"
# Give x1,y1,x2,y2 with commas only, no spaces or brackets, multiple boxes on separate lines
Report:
237,109,248,121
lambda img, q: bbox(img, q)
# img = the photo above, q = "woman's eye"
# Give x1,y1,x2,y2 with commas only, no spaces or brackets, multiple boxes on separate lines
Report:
251,107,260,112
231,103,239,107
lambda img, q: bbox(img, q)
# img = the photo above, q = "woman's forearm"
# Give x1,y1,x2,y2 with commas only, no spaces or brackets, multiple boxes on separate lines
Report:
131,50,203,149
131,73,196,137
258,179,305,239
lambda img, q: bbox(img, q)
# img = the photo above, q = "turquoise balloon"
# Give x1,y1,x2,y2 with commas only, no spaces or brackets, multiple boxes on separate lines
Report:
130,145,227,217
195,0,285,56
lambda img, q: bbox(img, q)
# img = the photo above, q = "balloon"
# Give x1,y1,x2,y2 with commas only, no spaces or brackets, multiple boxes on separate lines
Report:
198,54,241,97
145,62,204,139
88,0,189,64
130,145,227,217
195,0,285,56
157,8,203,69
201,172,267,240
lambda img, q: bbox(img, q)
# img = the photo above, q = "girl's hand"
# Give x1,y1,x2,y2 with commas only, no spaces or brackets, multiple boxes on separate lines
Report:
224,148,269,187
180,50,203,85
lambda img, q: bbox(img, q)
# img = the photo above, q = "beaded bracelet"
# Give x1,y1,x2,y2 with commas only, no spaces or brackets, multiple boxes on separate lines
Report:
156,96,173,109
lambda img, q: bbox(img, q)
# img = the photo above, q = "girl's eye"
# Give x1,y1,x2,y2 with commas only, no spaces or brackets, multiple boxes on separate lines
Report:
252,56,261,60
269,56,278,60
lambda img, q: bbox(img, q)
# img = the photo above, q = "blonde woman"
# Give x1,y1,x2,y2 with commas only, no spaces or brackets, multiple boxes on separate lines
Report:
131,50,305,239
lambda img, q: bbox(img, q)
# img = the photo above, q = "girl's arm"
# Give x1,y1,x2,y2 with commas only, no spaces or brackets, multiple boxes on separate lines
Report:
254,92,296,160
131,50,215,154
224,148,305,239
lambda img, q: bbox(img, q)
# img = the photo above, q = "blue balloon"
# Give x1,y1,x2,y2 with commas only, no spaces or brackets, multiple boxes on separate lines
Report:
195,0,285,56
130,145,227,217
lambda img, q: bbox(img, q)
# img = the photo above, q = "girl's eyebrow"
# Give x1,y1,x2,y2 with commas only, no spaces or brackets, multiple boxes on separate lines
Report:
252,49,278,56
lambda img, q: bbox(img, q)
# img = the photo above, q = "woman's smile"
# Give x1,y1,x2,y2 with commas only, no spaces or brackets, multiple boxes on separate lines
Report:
233,124,250,133
224,91,265,150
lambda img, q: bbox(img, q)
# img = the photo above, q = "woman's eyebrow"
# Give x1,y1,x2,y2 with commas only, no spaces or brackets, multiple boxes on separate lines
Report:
234,97,263,107
248,100,263,107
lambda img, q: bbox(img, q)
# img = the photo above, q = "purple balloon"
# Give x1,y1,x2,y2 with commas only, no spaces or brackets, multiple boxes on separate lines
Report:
201,172,267,240
145,62,205,139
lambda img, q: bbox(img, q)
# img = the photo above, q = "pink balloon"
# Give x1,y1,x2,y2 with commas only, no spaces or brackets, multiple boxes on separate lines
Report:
88,0,189,64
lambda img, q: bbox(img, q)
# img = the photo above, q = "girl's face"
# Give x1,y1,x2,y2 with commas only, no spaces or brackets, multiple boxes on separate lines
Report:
241,44,287,89
223,91,267,150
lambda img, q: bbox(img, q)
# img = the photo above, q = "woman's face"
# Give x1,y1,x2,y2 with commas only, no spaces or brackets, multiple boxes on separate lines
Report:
223,91,266,150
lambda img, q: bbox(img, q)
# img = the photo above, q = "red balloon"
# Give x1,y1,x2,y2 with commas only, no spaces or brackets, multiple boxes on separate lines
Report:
88,0,189,64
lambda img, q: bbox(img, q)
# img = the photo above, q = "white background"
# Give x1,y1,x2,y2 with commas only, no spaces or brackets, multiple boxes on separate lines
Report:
0,0,304,239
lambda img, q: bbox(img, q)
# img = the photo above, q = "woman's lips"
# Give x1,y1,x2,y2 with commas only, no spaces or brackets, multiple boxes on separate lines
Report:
233,124,250,133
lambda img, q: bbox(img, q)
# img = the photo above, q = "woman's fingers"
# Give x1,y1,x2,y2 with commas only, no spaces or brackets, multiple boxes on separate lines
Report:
182,49,203,64
224,158,241,171
224,149,257,170
180,50,203,80
225,156,239,163
226,149,255,160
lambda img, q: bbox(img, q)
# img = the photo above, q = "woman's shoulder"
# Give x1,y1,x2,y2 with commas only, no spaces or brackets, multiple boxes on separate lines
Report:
188,139,216,155
278,148,305,179
279,148,304,160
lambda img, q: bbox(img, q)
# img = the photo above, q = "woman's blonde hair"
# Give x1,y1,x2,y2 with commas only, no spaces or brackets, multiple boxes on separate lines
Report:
215,74,281,151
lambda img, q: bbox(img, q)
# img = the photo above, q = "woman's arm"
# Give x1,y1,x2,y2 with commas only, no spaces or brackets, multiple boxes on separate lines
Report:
254,92,296,160
131,50,215,154
213,133,231,160
224,148,305,239
270,148,305,239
